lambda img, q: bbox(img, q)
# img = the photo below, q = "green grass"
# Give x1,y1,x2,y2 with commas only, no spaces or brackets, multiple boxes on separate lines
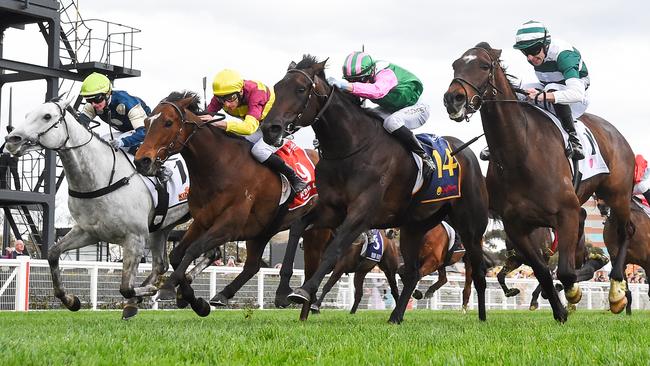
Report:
1,309,648,365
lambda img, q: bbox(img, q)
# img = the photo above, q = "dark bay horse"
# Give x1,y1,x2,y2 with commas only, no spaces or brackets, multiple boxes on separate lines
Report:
603,198,650,314
312,229,400,314
262,55,489,324
444,43,634,320
133,91,329,316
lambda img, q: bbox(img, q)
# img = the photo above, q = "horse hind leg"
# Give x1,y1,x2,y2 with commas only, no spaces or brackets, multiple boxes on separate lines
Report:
47,227,97,312
497,257,522,297
314,265,345,312
351,270,369,314
424,268,447,299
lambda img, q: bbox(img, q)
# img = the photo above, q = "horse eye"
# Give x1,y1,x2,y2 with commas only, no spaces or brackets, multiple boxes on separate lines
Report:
43,114,52,121
480,64,490,70
297,87,306,93
164,120,173,127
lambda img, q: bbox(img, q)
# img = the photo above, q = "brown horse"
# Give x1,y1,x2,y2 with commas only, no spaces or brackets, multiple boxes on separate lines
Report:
312,229,400,313
262,55,489,324
410,223,469,300
133,91,328,316
604,198,650,314
444,43,635,321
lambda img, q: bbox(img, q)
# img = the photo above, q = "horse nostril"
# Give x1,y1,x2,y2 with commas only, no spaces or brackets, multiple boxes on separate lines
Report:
135,157,151,171
5,135,21,143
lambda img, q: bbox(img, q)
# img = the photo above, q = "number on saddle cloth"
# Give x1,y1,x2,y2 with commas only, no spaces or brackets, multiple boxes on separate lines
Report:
413,134,461,203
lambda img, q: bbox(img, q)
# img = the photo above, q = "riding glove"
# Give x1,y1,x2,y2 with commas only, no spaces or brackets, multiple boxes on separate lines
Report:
327,77,349,90
109,138,124,150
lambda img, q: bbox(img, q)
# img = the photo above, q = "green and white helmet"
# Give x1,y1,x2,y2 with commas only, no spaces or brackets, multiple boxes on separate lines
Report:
342,51,375,81
513,20,551,50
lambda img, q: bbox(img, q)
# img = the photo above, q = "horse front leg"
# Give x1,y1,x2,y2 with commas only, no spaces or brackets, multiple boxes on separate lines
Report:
47,226,98,312
507,225,568,323
137,228,172,296
555,209,581,305
158,223,204,301
497,256,522,297
389,224,425,324
210,237,270,307
378,258,400,303
608,220,634,314
350,270,369,314
275,219,311,308
118,234,147,320
313,264,344,312
462,255,472,313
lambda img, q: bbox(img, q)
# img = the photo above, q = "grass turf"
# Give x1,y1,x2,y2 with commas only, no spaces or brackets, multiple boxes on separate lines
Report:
1,309,648,365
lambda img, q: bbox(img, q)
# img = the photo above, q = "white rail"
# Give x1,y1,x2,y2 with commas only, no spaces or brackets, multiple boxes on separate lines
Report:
0,258,648,312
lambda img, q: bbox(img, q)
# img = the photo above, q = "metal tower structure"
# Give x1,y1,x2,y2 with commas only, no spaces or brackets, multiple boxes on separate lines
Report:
0,0,141,258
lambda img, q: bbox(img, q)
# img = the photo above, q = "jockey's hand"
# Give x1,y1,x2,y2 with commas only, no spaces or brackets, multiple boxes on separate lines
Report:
198,114,214,122
327,77,350,91
108,138,124,150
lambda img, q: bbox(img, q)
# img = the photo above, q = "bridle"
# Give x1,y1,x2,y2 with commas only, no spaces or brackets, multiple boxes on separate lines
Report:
448,47,504,121
283,68,335,135
29,102,94,151
152,101,224,164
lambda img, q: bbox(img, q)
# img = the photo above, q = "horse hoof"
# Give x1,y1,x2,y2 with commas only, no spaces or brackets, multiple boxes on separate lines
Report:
274,295,291,309
610,297,627,314
288,288,310,304
412,290,423,300
192,298,212,317
505,288,520,297
529,303,538,311
63,295,81,312
310,304,321,314
554,307,568,323
565,285,582,304
461,305,468,315
209,293,229,307
157,287,176,301
122,305,138,320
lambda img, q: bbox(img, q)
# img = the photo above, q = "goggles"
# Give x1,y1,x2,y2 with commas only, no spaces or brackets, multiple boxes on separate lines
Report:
521,43,544,56
85,94,106,104
216,93,239,103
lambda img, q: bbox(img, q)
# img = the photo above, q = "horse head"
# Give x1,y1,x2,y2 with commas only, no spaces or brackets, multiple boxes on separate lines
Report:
134,91,202,176
262,55,330,147
443,42,503,122
5,94,78,156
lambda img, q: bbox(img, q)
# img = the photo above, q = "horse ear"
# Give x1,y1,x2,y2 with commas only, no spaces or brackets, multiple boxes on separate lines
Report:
315,58,328,72
177,96,195,109
62,93,76,109
287,61,297,70
493,48,502,58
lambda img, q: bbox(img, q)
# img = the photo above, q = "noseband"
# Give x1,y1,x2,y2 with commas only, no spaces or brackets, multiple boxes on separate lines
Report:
284,68,334,135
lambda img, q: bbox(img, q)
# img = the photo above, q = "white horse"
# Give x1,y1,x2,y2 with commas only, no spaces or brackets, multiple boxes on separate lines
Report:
4,95,190,319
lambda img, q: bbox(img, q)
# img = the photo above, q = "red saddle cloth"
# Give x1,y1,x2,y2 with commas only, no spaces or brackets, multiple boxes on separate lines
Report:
275,140,317,210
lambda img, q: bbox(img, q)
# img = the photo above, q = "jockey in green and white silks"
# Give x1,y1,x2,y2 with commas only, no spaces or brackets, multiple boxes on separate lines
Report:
514,20,589,160
327,51,436,173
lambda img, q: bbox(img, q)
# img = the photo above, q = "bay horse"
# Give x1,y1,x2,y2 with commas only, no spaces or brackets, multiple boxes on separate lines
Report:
444,42,634,321
262,55,489,324
603,198,650,314
4,95,190,319
312,229,400,314
133,91,329,316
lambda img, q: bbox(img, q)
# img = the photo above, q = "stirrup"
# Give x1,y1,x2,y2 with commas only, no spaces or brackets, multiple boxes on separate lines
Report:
289,178,308,193
479,147,490,161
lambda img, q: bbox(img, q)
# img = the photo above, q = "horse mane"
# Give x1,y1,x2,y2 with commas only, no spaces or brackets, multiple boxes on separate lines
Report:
473,42,522,97
294,54,382,123
163,90,202,114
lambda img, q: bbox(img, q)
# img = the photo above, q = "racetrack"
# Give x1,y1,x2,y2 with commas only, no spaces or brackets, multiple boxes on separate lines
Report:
1,309,648,365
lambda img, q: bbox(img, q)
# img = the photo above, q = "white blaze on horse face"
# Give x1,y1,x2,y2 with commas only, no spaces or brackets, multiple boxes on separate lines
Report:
148,112,162,124
462,55,477,64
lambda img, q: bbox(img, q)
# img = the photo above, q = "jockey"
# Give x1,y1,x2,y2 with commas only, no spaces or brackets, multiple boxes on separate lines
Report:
514,20,588,160
197,69,307,193
79,72,172,183
327,52,436,173
634,154,650,205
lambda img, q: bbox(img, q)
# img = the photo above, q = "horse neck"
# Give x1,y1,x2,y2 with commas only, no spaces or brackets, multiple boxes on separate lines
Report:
57,116,133,192
181,126,247,190
313,91,380,156
480,69,531,163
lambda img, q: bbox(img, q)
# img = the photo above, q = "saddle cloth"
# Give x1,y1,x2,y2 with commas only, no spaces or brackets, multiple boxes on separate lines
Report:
275,140,318,210
535,107,609,181
410,134,462,203
360,229,384,262
123,152,190,209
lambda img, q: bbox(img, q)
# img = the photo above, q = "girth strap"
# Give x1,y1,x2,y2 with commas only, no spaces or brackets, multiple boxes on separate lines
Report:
68,176,131,199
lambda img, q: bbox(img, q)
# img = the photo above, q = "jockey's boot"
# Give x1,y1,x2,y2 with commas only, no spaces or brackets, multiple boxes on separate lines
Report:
643,189,650,205
391,126,436,174
479,146,490,161
263,154,308,193
156,165,173,184
555,103,585,160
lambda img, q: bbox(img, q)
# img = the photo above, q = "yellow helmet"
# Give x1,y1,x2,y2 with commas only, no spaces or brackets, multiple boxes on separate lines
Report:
80,72,112,96
212,69,244,96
